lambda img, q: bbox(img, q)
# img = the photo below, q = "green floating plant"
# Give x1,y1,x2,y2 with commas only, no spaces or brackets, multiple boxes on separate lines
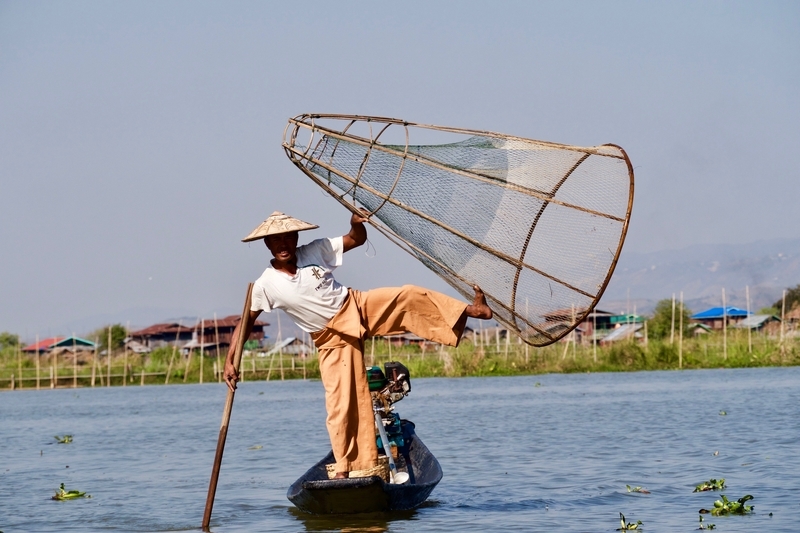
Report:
617,513,642,530
699,494,754,516
626,485,650,494
52,483,90,501
697,514,716,530
694,478,725,492
719,410,727,416
54,435,73,444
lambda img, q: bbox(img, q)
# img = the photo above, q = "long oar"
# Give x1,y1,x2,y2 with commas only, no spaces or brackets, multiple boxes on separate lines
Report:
202,283,253,531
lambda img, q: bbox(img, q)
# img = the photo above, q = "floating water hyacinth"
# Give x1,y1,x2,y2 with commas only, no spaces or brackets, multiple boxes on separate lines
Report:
617,512,642,530
626,485,650,494
699,494,754,516
53,435,73,444
52,483,90,501
694,478,725,492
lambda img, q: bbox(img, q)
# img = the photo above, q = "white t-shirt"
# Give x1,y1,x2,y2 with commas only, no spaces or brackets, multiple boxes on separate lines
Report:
251,237,349,333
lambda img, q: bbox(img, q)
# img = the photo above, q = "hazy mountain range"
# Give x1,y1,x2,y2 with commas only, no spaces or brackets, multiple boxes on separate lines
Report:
598,237,800,316
51,238,800,341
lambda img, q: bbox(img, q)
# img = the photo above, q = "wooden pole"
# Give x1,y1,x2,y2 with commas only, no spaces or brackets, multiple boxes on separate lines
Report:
36,334,40,390
123,321,129,386
92,337,99,387
525,298,529,364
781,289,786,359
17,341,22,390
678,292,683,369
746,285,752,354
571,304,576,359
370,336,375,366
200,318,205,384
592,309,597,363
214,313,221,384
202,283,253,530
165,322,182,385
184,321,196,383
722,288,727,360
670,293,676,345
52,341,57,389
107,326,112,387
73,334,78,388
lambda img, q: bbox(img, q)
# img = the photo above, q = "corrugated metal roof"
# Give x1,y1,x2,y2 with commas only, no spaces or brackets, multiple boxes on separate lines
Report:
601,323,643,342
736,315,780,328
691,307,750,319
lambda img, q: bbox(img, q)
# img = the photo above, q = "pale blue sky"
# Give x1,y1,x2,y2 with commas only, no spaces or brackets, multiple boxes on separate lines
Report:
1,1,798,336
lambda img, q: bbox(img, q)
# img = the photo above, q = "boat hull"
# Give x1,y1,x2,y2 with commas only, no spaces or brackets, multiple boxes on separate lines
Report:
287,420,442,514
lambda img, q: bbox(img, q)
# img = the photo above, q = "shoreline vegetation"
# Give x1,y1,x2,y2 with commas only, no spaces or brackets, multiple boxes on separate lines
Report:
1,330,798,391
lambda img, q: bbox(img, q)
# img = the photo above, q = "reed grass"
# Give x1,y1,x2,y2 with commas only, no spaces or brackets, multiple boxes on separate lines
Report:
1,329,797,390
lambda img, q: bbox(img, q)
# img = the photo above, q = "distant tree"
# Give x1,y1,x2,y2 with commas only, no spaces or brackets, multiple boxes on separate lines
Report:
773,284,800,313
0,332,20,350
91,324,127,352
647,299,693,340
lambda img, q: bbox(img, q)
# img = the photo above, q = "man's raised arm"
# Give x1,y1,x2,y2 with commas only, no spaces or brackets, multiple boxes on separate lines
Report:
342,210,369,252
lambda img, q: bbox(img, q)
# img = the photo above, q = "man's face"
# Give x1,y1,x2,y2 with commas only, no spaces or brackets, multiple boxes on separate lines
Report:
264,231,299,262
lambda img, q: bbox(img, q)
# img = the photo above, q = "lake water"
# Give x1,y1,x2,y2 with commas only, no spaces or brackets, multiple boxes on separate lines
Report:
1,367,799,532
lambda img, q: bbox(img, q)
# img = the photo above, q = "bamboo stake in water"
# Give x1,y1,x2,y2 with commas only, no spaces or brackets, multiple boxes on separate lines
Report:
670,293,676,345
722,288,727,360
53,343,57,389
200,319,205,384
17,341,22,390
165,322,182,385
73,334,78,388
185,320,198,383
678,292,683,369
781,289,786,359
214,313,221,383
593,309,597,363
107,326,112,387
746,285,752,354
92,337,99,387
123,321,129,386
36,334,40,390
202,283,253,531
571,304,576,359
277,311,284,380
525,298,529,364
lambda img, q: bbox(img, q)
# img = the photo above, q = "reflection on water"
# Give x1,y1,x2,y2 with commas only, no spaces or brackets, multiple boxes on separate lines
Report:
1,367,799,532
288,507,417,533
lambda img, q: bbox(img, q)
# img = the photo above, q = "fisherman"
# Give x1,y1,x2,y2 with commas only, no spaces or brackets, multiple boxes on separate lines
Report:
224,210,492,479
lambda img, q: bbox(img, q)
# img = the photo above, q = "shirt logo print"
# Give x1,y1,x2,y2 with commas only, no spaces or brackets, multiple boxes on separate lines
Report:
311,267,323,279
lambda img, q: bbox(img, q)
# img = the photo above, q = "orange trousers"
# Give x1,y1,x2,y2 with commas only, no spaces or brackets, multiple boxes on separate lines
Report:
311,285,468,472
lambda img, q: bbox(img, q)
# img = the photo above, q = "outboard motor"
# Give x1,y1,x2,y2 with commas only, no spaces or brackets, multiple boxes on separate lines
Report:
367,362,412,474
367,361,411,405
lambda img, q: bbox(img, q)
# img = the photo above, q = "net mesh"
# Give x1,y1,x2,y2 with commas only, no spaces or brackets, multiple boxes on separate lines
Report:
283,114,634,346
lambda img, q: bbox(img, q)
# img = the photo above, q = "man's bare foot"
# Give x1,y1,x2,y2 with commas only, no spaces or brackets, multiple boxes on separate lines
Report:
333,471,349,479
465,285,493,319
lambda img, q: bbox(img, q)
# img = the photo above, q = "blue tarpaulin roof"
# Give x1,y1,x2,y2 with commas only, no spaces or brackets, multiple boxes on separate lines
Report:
691,307,750,319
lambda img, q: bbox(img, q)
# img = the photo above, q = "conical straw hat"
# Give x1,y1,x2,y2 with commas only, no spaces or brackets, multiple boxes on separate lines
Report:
241,211,318,242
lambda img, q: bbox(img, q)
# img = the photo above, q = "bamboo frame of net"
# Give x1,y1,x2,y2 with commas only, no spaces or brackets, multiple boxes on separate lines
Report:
283,114,634,346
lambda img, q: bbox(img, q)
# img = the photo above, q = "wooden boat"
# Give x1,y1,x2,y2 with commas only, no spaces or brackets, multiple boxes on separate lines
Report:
287,419,442,514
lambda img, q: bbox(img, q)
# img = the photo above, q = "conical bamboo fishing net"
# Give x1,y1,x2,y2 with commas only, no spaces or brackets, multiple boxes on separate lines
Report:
283,114,634,346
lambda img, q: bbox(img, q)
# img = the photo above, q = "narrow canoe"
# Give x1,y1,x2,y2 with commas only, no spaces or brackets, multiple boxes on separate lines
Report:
287,420,442,514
